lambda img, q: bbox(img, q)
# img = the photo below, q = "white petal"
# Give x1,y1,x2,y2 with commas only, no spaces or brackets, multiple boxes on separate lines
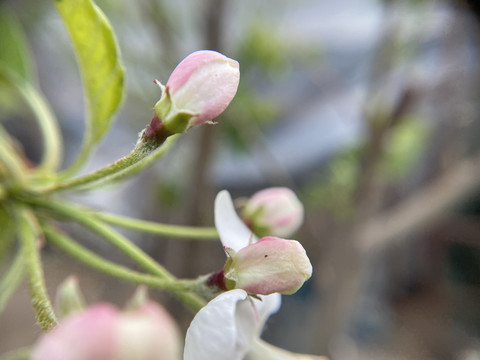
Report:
184,290,257,360
214,190,257,252
252,293,282,335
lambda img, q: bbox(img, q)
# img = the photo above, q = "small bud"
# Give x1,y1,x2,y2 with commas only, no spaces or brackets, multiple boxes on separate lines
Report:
55,276,86,319
223,236,312,295
32,301,181,360
32,304,118,360
116,301,182,360
242,187,304,237
149,50,240,136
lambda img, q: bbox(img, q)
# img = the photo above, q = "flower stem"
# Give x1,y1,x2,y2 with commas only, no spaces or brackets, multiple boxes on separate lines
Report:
44,134,177,193
78,134,179,189
32,198,172,279
96,211,218,240
43,224,205,311
16,82,62,174
0,126,28,183
17,207,57,331
44,138,158,192
0,248,25,314
17,196,207,311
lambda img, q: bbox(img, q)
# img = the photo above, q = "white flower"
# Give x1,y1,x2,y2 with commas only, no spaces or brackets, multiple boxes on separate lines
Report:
183,191,324,359
184,289,326,360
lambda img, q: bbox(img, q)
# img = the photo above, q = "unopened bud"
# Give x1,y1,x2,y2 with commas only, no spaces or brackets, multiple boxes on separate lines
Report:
224,236,312,295
146,50,239,138
55,276,86,319
116,301,182,360
242,187,304,237
32,301,181,360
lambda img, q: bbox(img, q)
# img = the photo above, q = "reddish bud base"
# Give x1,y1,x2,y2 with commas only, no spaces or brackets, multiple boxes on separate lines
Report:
206,270,227,291
142,114,174,144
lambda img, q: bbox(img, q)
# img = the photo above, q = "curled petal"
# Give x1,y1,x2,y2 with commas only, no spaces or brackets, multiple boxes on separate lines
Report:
184,290,257,360
252,293,282,337
215,190,258,252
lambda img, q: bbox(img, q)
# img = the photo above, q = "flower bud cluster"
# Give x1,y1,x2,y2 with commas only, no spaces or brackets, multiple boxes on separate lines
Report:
214,190,312,297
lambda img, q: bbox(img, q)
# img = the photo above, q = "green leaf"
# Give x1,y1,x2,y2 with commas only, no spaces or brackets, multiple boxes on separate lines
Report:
0,7,34,84
54,0,125,174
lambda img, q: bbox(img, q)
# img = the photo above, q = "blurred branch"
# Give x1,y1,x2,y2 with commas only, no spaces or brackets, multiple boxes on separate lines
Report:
358,150,480,252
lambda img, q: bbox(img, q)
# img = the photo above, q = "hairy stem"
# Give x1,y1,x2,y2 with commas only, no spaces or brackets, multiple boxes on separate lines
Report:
96,211,218,240
32,199,172,279
43,224,205,311
45,135,172,193
17,207,57,331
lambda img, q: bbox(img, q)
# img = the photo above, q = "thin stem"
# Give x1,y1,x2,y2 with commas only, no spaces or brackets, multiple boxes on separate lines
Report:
33,199,172,279
0,127,27,183
19,196,207,311
96,211,218,240
17,207,57,331
0,248,25,314
91,134,179,188
44,138,161,193
43,225,205,311
16,82,62,173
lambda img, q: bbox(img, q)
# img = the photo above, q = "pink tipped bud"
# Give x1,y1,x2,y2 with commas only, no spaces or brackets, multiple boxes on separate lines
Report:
242,187,304,238
32,304,118,360
32,302,181,360
152,50,240,134
55,276,86,318
224,236,312,295
116,301,182,360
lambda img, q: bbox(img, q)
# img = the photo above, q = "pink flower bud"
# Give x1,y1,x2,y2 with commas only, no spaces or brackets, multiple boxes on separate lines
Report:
32,304,118,360
115,302,182,360
242,187,304,237
223,236,312,295
153,50,240,134
32,302,181,360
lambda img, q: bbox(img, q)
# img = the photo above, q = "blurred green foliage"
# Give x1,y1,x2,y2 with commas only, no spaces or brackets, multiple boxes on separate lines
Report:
0,7,34,111
305,149,360,218
305,117,429,218
379,116,428,180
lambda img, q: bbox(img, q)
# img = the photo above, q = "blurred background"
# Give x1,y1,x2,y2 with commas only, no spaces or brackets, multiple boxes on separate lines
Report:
1,0,480,359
